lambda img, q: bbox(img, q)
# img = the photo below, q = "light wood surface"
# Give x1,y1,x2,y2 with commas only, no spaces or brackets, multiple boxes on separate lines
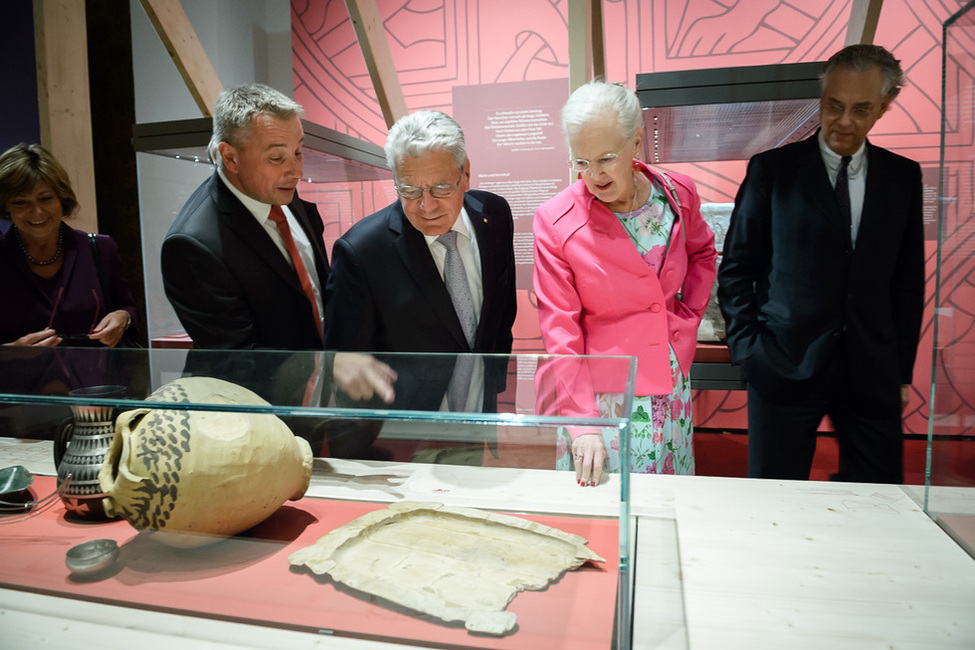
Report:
344,0,408,129
32,0,98,234
1,438,973,648
846,0,885,46
567,0,606,93
138,0,223,116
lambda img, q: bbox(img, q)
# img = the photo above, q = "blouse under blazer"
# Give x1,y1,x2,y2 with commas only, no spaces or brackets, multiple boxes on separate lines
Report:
533,160,717,398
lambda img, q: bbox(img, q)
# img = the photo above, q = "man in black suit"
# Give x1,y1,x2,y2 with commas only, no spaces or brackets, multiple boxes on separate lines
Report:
162,83,327,351
718,45,924,483
161,84,394,453
325,110,516,413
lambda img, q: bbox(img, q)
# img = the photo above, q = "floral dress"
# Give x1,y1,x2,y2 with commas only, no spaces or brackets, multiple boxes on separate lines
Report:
556,179,695,475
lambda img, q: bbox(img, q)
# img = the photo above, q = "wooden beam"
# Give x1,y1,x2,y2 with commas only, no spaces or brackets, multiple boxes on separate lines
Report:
345,0,408,129
138,0,223,116
590,0,606,81
567,0,593,93
568,0,606,93
33,0,98,234
845,0,884,45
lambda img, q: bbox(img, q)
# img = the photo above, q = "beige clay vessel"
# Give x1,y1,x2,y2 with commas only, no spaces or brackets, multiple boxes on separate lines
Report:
98,376,312,547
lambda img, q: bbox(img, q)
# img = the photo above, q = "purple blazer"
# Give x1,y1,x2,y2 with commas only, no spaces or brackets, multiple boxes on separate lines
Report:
0,224,138,347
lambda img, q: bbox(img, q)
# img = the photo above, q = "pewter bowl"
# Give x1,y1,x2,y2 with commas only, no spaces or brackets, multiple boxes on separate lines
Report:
66,539,120,575
0,465,34,496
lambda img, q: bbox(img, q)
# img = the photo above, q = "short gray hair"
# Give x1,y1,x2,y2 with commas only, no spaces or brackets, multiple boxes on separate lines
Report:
384,110,468,180
208,83,304,169
561,80,642,144
821,44,905,101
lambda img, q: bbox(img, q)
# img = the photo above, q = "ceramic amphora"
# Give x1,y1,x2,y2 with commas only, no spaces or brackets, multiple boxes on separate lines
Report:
98,376,312,547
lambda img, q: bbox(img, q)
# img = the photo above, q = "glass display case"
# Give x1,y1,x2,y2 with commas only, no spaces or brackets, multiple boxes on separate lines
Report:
0,347,645,649
635,61,823,164
923,0,975,557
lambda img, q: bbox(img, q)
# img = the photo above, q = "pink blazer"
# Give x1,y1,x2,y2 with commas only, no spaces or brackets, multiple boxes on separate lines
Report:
533,162,717,397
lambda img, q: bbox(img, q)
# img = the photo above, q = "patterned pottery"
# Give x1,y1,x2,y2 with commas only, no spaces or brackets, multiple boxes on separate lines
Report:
98,376,313,547
55,385,127,518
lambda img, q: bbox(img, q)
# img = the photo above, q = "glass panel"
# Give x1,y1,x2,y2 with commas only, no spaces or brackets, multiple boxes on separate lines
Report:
0,347,648,648
924,0,975,557
134,151,212,342
643,100,820,163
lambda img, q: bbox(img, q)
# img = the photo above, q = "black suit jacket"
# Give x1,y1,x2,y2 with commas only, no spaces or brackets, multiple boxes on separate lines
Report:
324,189,517,410
717,133,924,412
161,172,328,351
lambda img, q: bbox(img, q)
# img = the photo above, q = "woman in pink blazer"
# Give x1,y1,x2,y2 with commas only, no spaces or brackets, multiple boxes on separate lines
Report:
533,81,716,485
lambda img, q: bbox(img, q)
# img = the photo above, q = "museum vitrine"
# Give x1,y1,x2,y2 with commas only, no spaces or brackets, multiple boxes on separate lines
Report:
0,346,644,649
923,0,975,557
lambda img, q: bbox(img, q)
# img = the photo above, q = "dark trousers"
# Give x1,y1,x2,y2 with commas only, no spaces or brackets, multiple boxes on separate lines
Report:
745,356,904,484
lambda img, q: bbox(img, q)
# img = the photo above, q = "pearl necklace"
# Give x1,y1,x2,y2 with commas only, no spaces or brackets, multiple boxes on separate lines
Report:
14,225,63,266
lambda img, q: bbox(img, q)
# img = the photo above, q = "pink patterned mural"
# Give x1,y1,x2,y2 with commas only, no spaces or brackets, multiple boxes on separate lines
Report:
291,1,973,460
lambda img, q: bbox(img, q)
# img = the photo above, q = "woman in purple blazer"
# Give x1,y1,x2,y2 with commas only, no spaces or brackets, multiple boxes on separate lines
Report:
0,144,137,349
533,81,717,486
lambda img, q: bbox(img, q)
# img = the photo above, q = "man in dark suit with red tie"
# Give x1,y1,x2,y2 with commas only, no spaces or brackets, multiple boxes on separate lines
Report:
162,83,327,352
718,45,925,483
161,84,394,455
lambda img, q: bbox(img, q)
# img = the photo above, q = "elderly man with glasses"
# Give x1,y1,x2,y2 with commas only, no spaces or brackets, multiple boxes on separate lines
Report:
324,110,516,415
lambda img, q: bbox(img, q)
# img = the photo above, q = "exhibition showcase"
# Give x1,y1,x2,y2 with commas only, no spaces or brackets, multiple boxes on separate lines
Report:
0,347,639,649
1,346,973,649
2,3,975,649
922,1,975,553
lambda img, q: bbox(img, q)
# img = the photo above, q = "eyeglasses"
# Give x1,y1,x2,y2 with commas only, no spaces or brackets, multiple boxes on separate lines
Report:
395,171,464,200
822,102,877,121
47,287,100,341
567,149,624,173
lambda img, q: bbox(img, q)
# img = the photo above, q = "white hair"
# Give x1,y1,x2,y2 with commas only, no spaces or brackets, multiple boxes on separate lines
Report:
561,80,642,143
384,110,468,180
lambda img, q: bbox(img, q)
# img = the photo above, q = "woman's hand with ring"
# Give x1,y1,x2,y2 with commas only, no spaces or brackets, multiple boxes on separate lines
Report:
571,433,606,487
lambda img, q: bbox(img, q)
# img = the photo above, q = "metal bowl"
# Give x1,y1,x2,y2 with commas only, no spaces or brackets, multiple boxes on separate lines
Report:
0,465,34,496
65,539,120,575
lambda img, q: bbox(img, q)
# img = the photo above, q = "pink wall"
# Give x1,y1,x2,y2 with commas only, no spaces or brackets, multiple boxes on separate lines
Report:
291,0,972,437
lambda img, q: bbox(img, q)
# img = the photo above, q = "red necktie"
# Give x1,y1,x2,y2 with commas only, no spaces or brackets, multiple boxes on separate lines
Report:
268,205,323,338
